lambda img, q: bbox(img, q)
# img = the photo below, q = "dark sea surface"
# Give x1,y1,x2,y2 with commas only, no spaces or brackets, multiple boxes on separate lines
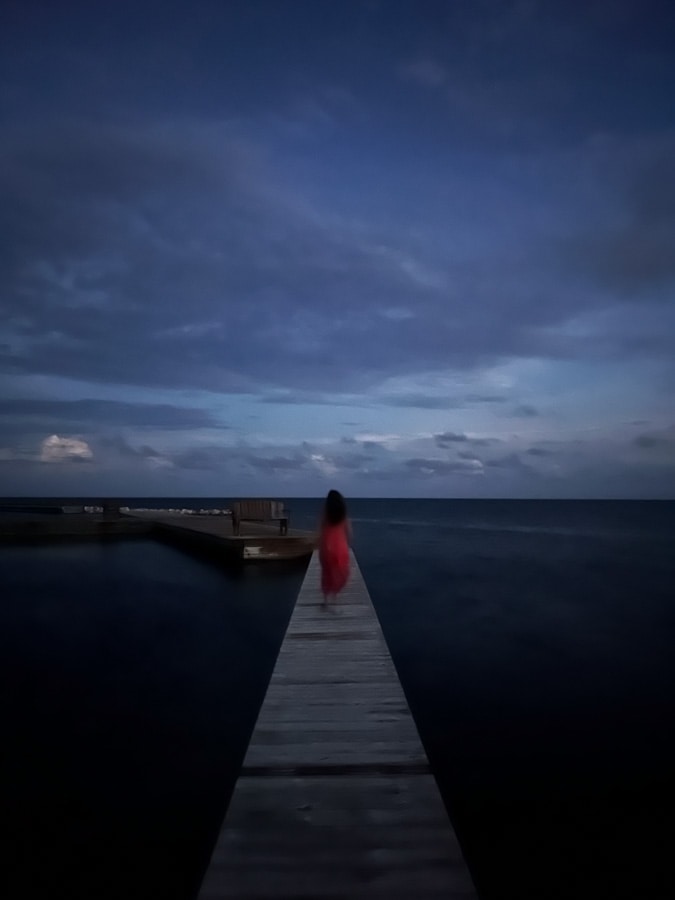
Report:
1,537,304,900
1,499,674,899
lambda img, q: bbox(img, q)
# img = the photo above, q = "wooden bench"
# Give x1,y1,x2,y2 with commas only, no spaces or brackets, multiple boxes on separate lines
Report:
231,500,289,536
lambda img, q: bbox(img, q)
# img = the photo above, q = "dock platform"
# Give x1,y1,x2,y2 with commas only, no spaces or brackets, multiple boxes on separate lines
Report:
125,511,315,562
198,551,477,898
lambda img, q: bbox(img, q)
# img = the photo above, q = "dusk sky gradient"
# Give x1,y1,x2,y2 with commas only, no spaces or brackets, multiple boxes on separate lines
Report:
1,0,674,497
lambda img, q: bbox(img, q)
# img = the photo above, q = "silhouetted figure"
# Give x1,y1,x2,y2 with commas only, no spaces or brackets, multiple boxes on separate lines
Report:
318,489,352,607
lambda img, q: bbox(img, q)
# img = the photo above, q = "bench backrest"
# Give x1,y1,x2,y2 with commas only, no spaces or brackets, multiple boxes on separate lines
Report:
233,499,285,519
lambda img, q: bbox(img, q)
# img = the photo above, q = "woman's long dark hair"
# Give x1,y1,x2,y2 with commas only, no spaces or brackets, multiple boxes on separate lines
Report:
323,489,347,525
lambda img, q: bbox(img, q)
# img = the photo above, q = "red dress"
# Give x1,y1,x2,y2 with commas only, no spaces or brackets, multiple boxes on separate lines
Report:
319,520,350,595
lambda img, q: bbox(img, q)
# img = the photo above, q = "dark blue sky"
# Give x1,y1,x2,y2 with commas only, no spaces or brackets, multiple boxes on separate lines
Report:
1,0,674,497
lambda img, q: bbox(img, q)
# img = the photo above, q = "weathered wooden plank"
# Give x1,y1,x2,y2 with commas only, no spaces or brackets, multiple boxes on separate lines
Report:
243,744,428,770
251,715,417,729
197,551,477,899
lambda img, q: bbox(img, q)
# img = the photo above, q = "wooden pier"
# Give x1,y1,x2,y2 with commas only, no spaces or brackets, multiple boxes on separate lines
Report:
125,511,315,562
197,551,477,898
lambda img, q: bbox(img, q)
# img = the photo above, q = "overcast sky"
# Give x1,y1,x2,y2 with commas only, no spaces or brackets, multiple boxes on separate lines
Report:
1,0,674,498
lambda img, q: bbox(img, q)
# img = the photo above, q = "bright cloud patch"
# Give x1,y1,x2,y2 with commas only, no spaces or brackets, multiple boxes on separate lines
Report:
41,434,93,463
310,453,338,476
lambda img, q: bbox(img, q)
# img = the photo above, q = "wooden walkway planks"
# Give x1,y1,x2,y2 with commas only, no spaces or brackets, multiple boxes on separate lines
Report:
198,551,477,899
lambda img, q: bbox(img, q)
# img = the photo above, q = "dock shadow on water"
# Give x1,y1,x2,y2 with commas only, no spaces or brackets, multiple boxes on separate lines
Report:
0,538,304,900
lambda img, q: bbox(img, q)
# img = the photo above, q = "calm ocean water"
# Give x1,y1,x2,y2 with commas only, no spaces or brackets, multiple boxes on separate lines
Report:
1,499,674,899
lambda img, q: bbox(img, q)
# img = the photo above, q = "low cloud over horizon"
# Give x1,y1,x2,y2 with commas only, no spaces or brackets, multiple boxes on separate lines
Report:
1,1,674,498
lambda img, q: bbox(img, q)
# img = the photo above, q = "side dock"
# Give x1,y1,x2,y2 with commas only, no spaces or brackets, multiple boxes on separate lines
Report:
0,505,314,562
125,511,315,562
198,551,477,898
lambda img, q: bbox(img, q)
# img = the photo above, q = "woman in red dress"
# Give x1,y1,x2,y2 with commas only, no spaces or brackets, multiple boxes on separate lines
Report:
318,489,352,605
